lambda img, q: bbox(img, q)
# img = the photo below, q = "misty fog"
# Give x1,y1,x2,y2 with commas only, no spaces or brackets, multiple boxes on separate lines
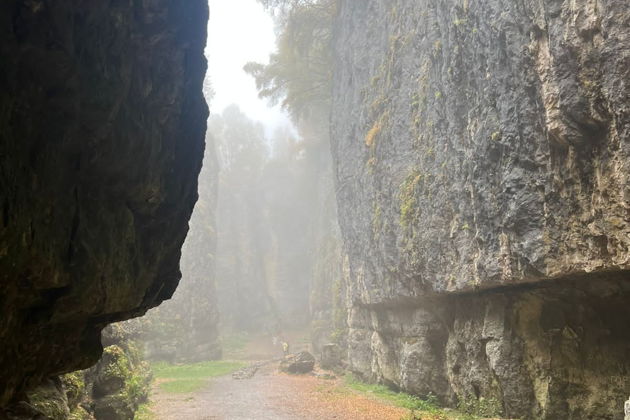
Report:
3,0,628,418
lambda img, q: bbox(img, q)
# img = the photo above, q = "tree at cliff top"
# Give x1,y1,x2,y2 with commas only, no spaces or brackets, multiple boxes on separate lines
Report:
244,0,335,121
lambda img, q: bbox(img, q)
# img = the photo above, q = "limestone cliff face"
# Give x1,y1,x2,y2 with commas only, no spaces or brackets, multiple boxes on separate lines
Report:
331,0,630,418
0,0,208,406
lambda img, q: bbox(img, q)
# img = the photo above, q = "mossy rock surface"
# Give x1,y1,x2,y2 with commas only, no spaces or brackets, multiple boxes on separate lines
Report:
89,331,151,420
61,371,87,410
27,378,71,420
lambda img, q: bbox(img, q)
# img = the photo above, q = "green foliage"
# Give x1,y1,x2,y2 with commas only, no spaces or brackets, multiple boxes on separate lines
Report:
245,0,335,120
159,379,206,394
68,406,93,420
152,360,246,380
126,367,150,403
343,375,488,420
344,374,442,413
456,395,503,418
134,403,155,420
61,371,86,410
399,169,424,229
98,340,152,414
28,388,69,420
152,361,247,394
103,345,131,379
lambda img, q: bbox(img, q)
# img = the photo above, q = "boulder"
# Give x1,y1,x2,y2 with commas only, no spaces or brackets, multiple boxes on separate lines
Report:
279,351,315,374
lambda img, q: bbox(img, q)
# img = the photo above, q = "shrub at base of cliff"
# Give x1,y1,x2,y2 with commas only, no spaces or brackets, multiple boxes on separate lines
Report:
456,395,502,418
61,372,93,420
25,374,93,420
23,323,152,420
90,345,151,420
89,325,152,420
27,378,71,419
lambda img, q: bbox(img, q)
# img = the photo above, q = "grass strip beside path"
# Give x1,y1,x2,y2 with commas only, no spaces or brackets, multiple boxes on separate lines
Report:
153,360,247,393
343,374,494,420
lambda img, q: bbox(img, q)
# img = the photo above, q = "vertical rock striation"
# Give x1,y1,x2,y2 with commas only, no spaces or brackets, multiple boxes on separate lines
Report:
0,0,209,407
331,0,630,418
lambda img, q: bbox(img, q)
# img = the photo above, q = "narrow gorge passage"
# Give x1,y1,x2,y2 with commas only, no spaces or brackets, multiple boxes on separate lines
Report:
0,0,629,419
151,365,408,420
149,336,411,420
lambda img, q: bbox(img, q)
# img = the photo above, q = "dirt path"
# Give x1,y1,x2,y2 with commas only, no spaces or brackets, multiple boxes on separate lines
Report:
151,363,411,420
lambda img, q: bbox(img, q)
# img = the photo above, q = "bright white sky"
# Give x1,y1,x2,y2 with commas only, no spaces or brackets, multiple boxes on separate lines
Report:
206,0,292,135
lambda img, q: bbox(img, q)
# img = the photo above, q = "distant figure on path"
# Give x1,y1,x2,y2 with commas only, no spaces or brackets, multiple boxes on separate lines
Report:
282,341,290,356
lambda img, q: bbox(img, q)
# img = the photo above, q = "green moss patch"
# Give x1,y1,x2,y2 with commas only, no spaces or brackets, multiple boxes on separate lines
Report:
152,361,247,394
343,374,487,420
344,374,441,413
158,379,206,393
133,402,155,420
399,169,424,229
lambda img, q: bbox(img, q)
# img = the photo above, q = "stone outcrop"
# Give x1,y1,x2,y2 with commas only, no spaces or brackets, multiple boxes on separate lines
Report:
279,351,316,374
331,0,630,418
0,0,209,407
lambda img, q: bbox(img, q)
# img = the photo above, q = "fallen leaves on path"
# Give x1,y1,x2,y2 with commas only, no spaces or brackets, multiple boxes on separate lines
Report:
274,371,411,420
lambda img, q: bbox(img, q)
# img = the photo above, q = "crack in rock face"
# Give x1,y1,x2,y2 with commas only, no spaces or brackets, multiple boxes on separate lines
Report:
0,0,209,407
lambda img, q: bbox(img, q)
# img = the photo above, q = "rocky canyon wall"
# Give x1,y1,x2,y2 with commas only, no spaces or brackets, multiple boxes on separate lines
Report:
0,0,209,407
331,0,630,418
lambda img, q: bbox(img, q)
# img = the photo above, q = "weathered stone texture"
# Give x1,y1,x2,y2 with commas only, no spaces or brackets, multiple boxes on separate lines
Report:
332,0,630,418
0,0,208,406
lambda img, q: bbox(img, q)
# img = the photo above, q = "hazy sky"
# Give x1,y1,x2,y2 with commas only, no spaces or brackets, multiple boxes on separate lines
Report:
206,0,292,134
